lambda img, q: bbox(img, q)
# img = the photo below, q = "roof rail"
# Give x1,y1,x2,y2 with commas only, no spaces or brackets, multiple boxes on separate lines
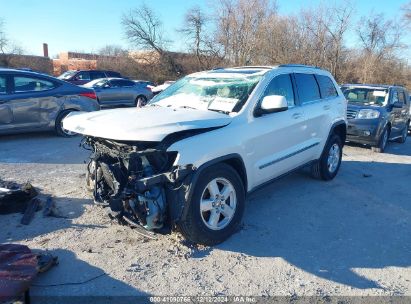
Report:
231,66,274,69
278,64,320,69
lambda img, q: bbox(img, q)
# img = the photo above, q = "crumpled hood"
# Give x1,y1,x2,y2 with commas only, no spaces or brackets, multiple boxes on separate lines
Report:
62,106,232,141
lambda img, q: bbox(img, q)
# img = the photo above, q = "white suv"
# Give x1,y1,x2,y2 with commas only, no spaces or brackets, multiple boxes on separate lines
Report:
63,65,347,245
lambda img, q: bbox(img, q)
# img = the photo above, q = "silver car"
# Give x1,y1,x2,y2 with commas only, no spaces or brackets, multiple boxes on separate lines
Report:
0,68,100,137
83,78,153,107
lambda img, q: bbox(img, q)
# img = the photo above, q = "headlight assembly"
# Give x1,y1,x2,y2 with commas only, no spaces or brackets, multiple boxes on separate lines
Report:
357,109,380,119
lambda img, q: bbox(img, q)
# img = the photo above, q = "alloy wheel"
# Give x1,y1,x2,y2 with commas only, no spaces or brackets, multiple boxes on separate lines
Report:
327,143,340,173
200,178,237,231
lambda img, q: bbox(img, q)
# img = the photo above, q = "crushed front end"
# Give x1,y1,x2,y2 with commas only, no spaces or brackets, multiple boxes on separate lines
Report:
82,137,194,233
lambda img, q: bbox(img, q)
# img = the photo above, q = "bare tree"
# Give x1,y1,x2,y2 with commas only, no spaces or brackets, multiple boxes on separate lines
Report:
179,6,223,69
403,1,411,24
356,14,404,82
122,4,182,77
214,0,278,65
98,44,128,57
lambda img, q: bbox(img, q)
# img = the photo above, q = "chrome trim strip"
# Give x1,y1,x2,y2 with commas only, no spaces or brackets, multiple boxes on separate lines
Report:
259,142,320,169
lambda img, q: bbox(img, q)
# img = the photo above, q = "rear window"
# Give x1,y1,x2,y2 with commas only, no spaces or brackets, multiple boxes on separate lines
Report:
294,73,321,104
316,75,338,98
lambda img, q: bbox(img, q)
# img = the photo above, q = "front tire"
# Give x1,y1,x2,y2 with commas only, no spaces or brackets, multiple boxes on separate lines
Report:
177,163,245,246
311,134,343,181
55,110,77,137
371,127,389,153
135,95,147,107
396,122,409,143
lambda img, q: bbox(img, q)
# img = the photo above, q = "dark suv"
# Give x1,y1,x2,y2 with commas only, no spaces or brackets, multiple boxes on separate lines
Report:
58,70,122,85
341,84,410,152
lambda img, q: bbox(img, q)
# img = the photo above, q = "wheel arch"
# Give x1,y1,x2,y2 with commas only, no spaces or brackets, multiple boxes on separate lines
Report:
183,154,248,218
330,120,347,143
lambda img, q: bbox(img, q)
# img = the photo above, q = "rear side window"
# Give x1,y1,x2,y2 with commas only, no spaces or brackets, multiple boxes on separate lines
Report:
0,76,6,94
316,75,338,98
111,80,135,87
263,74,295,107
106,71,121,77
294,73,320,104
90,71,106,80
13,76,56,93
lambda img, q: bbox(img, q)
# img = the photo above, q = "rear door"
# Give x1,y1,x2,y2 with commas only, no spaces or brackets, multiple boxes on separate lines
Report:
108,79,134,105
293,73,335,159
0,74,14,132
7,74,59,131
390,90,404,136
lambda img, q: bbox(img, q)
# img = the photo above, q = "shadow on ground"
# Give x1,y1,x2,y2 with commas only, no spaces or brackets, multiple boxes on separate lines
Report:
217,160,411,290
0,132,87,164
30,248,148,304
0,196,95,244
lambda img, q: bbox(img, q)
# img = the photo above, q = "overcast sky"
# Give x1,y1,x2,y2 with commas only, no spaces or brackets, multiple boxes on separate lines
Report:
1,0,409,59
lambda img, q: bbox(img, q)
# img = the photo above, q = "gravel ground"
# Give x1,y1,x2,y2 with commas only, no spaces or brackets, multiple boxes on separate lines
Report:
1,132,411,301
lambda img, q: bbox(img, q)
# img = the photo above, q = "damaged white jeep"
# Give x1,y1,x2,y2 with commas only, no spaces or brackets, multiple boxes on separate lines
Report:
63,65,347,245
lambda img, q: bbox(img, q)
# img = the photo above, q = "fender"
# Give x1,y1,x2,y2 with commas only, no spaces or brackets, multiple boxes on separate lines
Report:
327,120,347,144
180,153,247,220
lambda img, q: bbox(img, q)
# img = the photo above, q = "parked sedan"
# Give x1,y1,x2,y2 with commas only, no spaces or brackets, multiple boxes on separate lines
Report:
58,70,122,85
83,78,153,107
0,68,100,137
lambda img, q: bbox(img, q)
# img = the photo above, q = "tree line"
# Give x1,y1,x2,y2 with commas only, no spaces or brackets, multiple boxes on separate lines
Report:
119,0,411,86
1,1,410,86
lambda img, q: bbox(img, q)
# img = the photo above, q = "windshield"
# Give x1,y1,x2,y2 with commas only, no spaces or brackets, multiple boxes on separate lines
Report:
342,87,388,106
149,75,262,114
58,71,77,80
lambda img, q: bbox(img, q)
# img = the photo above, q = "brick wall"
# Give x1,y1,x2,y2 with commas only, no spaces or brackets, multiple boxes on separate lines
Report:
0,54,53,74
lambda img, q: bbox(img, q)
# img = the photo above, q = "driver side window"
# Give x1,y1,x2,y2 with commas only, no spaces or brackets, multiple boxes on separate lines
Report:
263,74,295,107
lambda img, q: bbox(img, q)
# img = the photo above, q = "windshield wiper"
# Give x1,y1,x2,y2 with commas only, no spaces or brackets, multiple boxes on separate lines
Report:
208,108,230,115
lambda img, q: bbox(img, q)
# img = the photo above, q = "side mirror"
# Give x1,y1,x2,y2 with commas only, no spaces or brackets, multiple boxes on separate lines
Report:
255,95,288,116
392,101,403,108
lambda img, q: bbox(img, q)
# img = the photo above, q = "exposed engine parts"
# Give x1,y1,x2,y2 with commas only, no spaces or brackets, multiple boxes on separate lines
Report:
83,137,194,233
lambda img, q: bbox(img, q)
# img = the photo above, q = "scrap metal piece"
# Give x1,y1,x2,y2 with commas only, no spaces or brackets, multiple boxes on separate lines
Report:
122,215,157,240
21,198,41,225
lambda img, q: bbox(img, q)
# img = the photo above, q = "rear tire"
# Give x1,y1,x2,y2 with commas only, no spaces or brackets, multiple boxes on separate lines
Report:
177,163,245,246
55,110,77,137
371,127,389,153
396,122,409,143
135,95,147,107
311,134,343,181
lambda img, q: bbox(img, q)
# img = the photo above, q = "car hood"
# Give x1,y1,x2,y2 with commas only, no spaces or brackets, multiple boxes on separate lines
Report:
347,103,384,111
62,106,232,142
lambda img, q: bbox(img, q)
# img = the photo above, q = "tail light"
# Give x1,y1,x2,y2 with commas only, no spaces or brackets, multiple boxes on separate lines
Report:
79,92,97,100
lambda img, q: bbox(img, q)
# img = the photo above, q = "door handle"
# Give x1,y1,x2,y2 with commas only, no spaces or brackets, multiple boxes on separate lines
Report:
292,113,302,119
323,105,331,110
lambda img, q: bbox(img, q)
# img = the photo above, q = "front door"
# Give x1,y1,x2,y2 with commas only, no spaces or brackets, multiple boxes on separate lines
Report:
8,74,59,131
245,73,310,188
0,74,14,133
